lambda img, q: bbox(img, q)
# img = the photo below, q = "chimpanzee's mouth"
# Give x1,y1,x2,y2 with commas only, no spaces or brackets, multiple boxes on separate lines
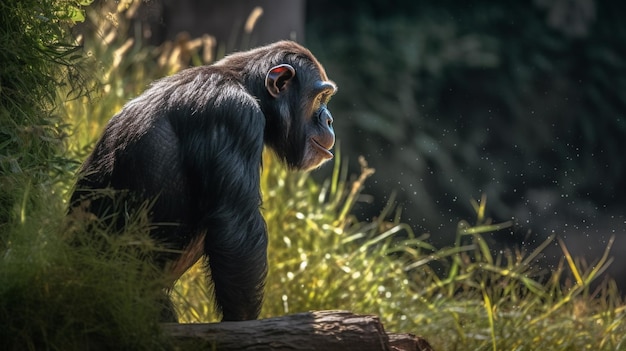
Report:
311,138,333,159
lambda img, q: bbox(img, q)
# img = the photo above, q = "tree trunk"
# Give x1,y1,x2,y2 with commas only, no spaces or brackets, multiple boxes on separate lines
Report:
162,310,433,351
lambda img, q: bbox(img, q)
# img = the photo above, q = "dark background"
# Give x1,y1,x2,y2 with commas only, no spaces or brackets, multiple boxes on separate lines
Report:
305,0,626,291
101,0,626,290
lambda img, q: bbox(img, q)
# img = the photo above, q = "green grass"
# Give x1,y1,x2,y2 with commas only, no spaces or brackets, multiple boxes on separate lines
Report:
174,157,625,350
1,3,625,350
1,204,171,350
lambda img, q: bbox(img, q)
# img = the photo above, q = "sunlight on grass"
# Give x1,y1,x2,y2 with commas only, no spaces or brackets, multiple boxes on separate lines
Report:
172,152,625,350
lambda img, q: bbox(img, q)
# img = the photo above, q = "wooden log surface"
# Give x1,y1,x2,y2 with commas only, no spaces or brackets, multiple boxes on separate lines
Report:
162,310,433,351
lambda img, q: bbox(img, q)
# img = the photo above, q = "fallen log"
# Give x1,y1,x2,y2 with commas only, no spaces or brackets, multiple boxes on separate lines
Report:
162,310,433,351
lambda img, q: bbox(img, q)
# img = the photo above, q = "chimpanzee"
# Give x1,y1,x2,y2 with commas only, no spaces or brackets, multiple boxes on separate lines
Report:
70,41,337,321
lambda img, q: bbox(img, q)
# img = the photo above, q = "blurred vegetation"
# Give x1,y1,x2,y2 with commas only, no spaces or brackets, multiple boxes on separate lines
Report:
306,0,626,239
1,1,625,350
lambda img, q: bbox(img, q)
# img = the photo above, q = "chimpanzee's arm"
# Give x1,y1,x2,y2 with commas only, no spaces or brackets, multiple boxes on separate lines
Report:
174,89,269,321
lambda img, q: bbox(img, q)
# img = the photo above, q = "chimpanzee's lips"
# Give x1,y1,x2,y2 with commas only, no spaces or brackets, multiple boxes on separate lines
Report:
311,138,334,159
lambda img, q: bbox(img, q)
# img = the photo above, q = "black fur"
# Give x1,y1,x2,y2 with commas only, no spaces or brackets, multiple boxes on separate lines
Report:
70,41,336,321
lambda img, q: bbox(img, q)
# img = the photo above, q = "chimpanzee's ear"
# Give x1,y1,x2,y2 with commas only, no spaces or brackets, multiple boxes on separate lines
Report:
265,64,296,98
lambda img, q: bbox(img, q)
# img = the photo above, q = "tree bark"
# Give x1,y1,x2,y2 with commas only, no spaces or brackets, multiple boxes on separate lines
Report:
162,310,433,351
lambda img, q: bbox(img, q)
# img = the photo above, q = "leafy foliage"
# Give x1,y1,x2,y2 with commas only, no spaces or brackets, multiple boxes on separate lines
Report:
0,0,90,227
